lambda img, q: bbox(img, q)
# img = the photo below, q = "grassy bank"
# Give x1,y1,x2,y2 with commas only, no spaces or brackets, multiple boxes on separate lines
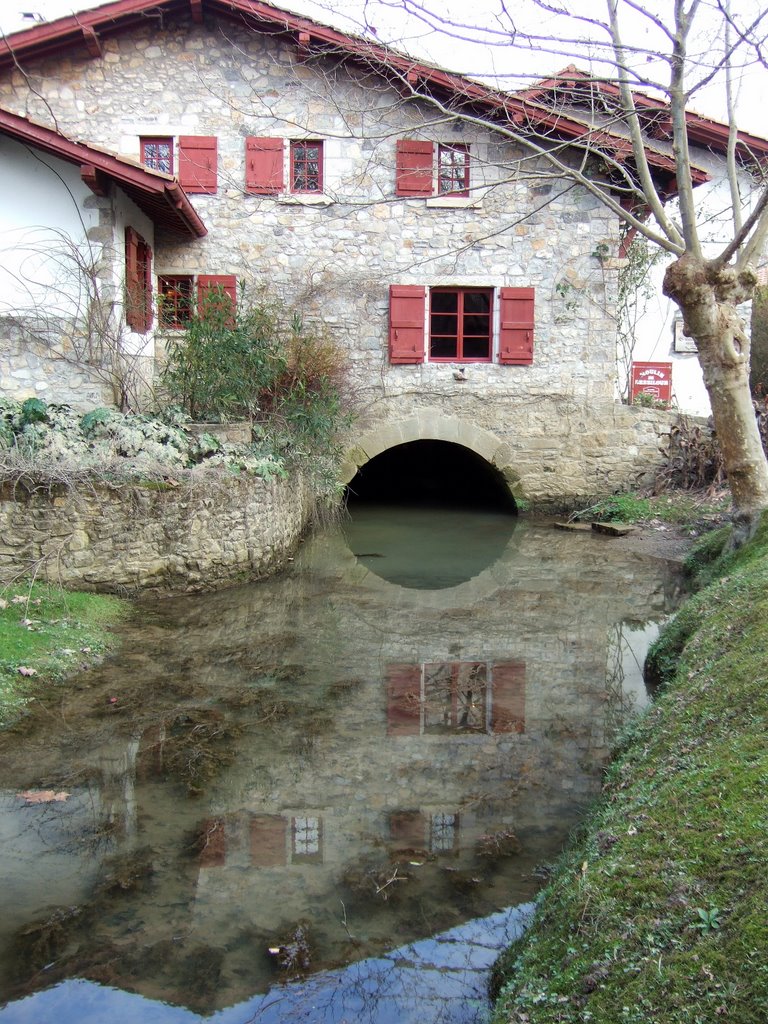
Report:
0,583,128,726
491,517,768,1024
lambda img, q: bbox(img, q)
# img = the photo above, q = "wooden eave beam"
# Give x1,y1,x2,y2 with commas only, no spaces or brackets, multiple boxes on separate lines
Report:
81,162,109,195
82,26,103,58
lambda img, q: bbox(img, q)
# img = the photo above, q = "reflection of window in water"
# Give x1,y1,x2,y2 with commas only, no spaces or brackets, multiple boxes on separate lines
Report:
425,662,487,732
292,816,323,862
430,812,459,852
386,661,525,735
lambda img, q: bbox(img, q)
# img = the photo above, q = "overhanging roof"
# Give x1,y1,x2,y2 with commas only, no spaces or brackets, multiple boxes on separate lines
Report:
2,0,756,192
0,106,207,239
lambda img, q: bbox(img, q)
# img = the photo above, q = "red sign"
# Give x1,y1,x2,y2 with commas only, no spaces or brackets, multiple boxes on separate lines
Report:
630,361,672,405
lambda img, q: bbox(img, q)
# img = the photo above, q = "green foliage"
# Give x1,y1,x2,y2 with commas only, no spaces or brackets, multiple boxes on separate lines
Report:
631,392,669,410
0,398,286,480
0,583,127,726
571,492,727,527
20,398,48,425
492,510,768,1024
161,292,352,492
161,286,286,422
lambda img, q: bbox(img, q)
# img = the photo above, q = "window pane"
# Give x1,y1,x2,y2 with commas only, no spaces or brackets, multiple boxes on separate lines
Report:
158,276,193,329
463,314,489,334
438,145,468,195
431,314,458,335
431,336,458,358
431,292,458,313
142,138,173,174
464,336,491,359
463,292,490,314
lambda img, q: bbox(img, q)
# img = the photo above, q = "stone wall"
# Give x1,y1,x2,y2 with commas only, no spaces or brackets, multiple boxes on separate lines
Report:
0,14,681,507
0,470,313,593
343,402,677,510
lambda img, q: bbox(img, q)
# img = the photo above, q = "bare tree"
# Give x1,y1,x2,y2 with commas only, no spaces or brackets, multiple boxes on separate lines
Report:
296,0,768,542
0,227,152,411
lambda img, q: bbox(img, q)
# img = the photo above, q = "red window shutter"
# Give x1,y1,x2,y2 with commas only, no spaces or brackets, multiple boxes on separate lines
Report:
178,136,217,194
491,662,526,734
499,287,535,365
389,285,425,364
386,663,421,735
197,274,237,319
142,241,153,333
395,139,434,197
246,137,284,194
124,226,141,331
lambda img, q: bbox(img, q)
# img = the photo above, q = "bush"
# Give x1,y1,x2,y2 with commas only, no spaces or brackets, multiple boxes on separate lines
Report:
161,292,353,491
161,286,286,422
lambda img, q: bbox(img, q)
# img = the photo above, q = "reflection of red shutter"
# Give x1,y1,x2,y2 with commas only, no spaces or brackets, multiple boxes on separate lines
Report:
499,287,535,365
246,137,284,194
386,663,421,735
179,136,217,193
389,285,425,364
395,139,434,196
199,817,226,867
250,814,287,866
389,810,426,847
197,274,237,320
491,662,526,734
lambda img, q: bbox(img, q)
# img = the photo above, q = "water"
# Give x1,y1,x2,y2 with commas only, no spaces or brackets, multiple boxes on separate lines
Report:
0,507,683,1023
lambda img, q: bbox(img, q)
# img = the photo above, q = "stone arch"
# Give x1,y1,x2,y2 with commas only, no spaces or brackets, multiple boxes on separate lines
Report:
340,412,524,501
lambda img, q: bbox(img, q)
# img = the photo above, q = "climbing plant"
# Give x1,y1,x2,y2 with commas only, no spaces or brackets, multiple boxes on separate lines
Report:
616,233,665,402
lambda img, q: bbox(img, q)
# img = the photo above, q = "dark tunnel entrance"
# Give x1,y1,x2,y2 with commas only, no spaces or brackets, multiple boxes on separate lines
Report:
345,440,517,513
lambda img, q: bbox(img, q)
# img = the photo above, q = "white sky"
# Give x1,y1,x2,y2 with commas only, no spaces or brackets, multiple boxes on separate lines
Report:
1,0,767,135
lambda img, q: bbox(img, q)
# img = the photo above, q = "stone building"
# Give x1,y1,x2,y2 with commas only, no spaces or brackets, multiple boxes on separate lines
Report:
1,0,761,507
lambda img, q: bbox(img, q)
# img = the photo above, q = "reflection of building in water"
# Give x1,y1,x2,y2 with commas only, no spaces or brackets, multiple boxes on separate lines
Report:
387,662,525,735
0,523,682,1014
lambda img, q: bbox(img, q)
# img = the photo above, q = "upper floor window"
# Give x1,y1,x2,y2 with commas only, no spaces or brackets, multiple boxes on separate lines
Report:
430,288,492,361
290,140,323,193
140,136,173,175
438,144,470,196
138,135,218,193
395,139,471,198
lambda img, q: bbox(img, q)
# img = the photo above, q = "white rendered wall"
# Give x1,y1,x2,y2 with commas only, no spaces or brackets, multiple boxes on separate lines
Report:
0,136,100,319
629,156,759,418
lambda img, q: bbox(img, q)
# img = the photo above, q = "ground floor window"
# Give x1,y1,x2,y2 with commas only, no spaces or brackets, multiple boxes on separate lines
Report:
429,288,492,361
158,275,194,329
389,284,535,366
156,274,237,329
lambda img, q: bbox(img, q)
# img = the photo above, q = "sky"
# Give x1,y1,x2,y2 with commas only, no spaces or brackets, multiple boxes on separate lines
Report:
1,0,767,135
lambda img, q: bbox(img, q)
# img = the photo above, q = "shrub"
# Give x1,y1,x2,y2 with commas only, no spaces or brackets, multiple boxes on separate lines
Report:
160,286,286,421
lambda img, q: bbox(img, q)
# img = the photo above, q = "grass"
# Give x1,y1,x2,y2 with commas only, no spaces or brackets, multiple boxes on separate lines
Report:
0,582,128,726
570,491,731,529
491,513,768,1024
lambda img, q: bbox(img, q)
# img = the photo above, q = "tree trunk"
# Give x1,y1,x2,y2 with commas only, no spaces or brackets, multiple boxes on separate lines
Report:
664,255,768,545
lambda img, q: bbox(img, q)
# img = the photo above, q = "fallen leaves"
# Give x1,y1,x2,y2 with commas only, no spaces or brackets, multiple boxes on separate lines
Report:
17,790,70,804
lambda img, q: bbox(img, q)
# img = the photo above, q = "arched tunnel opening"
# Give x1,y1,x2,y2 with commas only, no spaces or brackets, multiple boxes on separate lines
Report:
345,440,517,513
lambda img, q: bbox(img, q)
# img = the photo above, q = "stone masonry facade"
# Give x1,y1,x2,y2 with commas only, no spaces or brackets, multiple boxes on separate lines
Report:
0,471,313,593
0,10,674,507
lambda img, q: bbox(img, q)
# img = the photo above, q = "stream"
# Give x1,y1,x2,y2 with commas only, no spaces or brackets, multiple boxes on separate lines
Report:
0,507,683,1023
